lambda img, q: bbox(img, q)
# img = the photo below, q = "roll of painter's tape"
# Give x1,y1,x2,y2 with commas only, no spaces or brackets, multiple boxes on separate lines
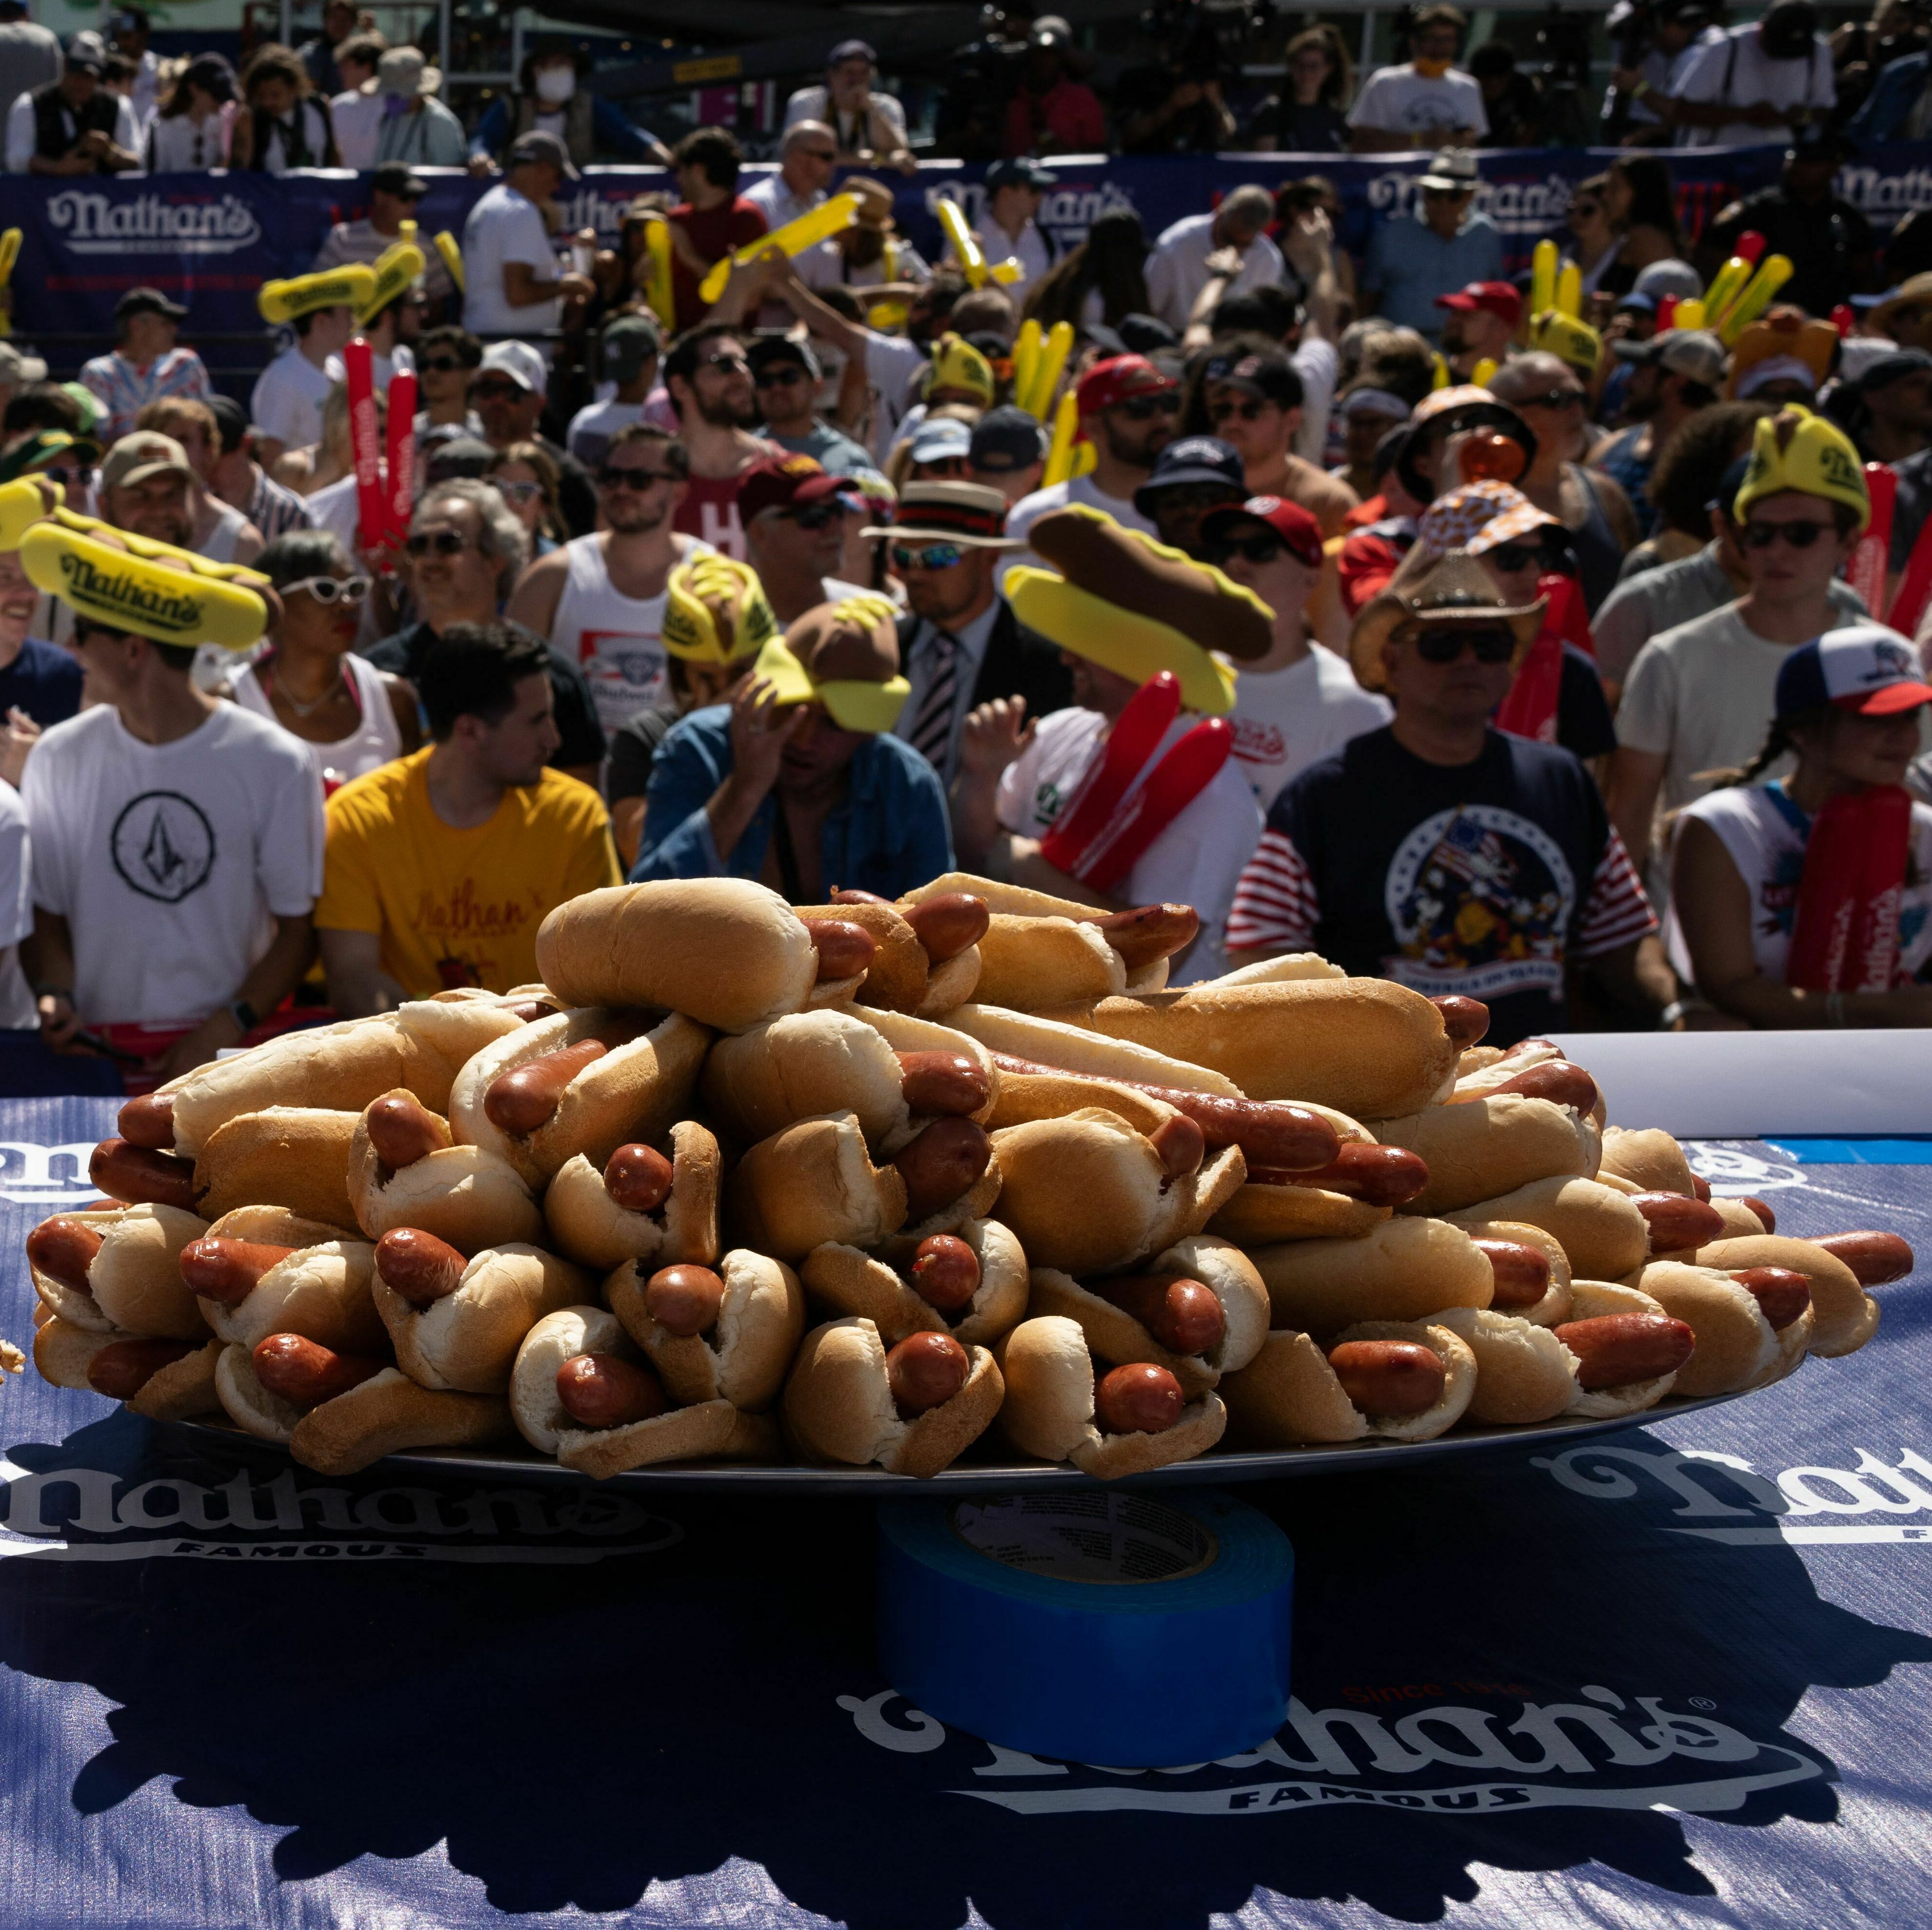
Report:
875,1487,1292,1767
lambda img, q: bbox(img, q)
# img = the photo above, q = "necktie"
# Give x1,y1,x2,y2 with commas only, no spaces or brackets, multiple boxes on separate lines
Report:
909,627,959,769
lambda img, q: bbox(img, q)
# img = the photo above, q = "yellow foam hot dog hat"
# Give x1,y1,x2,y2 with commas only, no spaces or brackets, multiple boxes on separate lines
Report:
20,523,271,650
0,474,51,549
258,264,377,325
46,502,271,586
0,228,20,290
662,554,777,666
434,230,465,294
359,241,426,322
1527,308,1602,379
1732,403,1869,534
748,593,910,733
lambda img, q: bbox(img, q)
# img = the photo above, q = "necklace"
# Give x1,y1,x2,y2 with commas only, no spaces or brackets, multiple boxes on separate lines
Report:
268,658,348,720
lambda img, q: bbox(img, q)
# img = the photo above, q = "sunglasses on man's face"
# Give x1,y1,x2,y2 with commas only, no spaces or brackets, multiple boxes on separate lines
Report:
1486,539,1559,574
405,529,471,558
1208,396,1272,424
493,479,542,506
1204,533,1285,566
1740,517,1834,550
1112,392,1180,421
597,464,677,490
702,351,751,374
754,364,809,388
470,378,524,401
1413,625,1517,664
43,465,93,487
785,501,849,530
891,541,965,571
419,355,465,374
1517,388,1586,412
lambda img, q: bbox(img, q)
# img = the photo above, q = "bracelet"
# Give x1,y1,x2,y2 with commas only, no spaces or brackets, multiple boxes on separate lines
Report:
228,997,258,1035
1657,997,1711,1028
1826,990,1847,1028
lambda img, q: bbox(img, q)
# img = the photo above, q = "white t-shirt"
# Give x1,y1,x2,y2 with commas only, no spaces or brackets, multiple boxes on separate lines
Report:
968,218,1053,307
1292,335,1340,467
330,87,384,170
461,182,562,340
21,703,323,1027
996,706,1264,983
1669,23,1835,148
1226,645,1392,812
782,84,910,154
302,473,362,554
1144,214,1288,336
1667,780,1932,988
566,397,644,469
250,345,334,453
5,88,140,172
1000,474,1158,594
0,778,32,1029
1345,64,1490,143
864,330,928,463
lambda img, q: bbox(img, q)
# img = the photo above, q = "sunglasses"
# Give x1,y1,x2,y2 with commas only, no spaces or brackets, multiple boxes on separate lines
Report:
1741,518,1833,549
798,146,837,162
1515,390,1586,413
1205,533,1285,565
1208,397,1271,424
1485,539,1560,573
1113,392,1180,421
1414,626,1517,664
470,378,525,401
281,573,372,605
597,464,677,489
43,465,94,486
702,352,751,373
891,541,965,571
405,530,472,557
754,365,808,388
419,355,466,374
785,501,848,530
493,479,542,506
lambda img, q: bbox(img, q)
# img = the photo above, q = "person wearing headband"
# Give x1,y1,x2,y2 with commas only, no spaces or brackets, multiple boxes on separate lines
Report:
1611,406,1871,897
1228,546,1680,1046
632,593,951,899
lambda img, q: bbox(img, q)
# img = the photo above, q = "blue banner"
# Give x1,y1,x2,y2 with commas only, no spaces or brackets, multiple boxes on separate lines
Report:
0,142,1927,349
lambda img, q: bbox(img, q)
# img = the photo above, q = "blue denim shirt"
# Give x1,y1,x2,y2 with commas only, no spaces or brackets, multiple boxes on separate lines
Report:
632,704,956,897
1362,207,1506,341
1850,51,1928,142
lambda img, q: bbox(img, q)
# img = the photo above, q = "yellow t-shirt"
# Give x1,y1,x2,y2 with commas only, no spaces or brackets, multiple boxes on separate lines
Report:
315,748,621,996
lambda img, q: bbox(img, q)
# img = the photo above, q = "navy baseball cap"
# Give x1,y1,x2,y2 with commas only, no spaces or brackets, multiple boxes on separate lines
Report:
1775,623,1932,721
1133,435,1246,517
970,404,1048,473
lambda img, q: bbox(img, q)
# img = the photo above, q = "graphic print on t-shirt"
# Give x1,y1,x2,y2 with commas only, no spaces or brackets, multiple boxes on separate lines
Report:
414,879,544,992
111,791,216,903
579,629,667,732
1382,803,1575,1002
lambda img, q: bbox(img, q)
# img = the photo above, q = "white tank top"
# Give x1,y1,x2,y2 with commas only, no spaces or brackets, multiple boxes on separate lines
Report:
201,497,249,564
230,651,404,794
552,532,712,736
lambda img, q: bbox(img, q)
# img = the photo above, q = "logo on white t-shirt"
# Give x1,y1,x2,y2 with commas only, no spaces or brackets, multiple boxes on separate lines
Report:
111,791,215,903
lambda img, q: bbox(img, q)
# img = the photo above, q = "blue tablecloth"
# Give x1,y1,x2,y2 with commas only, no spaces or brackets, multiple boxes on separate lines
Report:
0,1097,1926,1929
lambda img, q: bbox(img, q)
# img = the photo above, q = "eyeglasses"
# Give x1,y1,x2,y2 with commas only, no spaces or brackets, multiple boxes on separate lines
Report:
281,573,372,605
1205,533,1285,565
1423,186,1470,201
1208,397,1272,424
43,465,93,487
470,378,525,401
798,146,837,162
786,500,848,530
1113,392,1181,421
702,351,751,373
754,365,808,388
419,355,466,374
1517,388,1586,411
891,541,965,571
405,530,472,557
493,479,542,506
597,463,678,490
1414,626,1517,664
1741,518,1833,549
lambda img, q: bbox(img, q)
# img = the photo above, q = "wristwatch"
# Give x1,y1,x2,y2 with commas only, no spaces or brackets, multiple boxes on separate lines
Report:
228,998,258,1035
1657,997,1711,1029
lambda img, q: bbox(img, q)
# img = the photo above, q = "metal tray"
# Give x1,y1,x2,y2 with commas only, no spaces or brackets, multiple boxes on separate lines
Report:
169,1391,1740,1496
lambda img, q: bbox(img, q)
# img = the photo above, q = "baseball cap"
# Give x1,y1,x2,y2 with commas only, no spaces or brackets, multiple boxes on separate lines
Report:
987,158,1057,193
1075,353,1174,415
908,416,973,465
1775,623,1932,720
100,430,191,493
115,286,185,323
1612,327,1727,387
0,341,47,385
827,37,875,64
1736,353,1818,400
747,333,816,381
737,453,854,523
1857,347,1932,392
599,313,662,378
1436,280,1523,328
508,128,579,181
1202,348,1303,409
1339,386,1412,424
1117,314,1179,355
969,405,1048,474
64,37,103,74
1132,436,1246,517
477,340,547,392
1197,494,1324,568
371,160,428,199
1632,258,1703,301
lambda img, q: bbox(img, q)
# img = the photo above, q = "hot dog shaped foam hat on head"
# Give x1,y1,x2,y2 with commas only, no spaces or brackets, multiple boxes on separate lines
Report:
19,522,273,652
359,243,426,324
259,264,377,326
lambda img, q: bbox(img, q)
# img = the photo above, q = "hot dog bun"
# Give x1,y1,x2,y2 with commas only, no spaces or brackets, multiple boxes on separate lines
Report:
534,879,818,1033
193,1106,361,1230
214,1338,303,1443
1370,1095,1599,1216
509,1303,635,1455
58,1203,211,1338
289,1367,513,1476
989,1108,1245,1276
33,1317,124,1390
1625,1261,1785,1394
448,1006,710,1188
724,1111,908,1262
702,1007,910,1148
1689,1234,1876,1358
348,1094,545,1254
802,1216,1030,1349
543,1119,722,1271
1249,1216,1492,1335
1025,1234,1268,1395
193,1206,386,1354
971,915,1126,1012
1561,1280,1685,1417
1428,1307,1581,1424
795,901,928,1013
946,1002,1243,1097
372,1243,591,1392
1445,1175,1650,1280
896,876,1166,993
1451,1218,1573,1325
1206,954,1345,987
557,1395,780,1479
607,1247,804,1411
1597,1125,1697,1197
1208,1181,1391,1243
845,1007,1001,1135
1054,978,1458,1116
781,1315,1004,1476
1219,1320,1475,1446
992,1314,1226,1477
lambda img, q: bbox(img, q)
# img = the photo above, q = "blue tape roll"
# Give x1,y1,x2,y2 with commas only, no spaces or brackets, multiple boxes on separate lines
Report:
876,1487,1292,1768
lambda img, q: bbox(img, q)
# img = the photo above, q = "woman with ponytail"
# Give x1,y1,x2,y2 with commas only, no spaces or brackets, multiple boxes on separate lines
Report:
1670,623,1932,1026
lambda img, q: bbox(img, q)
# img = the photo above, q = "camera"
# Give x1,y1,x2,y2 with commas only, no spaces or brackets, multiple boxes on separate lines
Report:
1142,0,1272,84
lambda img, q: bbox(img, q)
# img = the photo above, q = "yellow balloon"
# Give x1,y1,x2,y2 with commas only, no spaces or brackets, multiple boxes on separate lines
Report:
938,198,988,289
1530,238,1557,319
434,231,465,295
1718,254,1795,345
1042,388,1080,486
1555,262,1582,320
699,191,860,305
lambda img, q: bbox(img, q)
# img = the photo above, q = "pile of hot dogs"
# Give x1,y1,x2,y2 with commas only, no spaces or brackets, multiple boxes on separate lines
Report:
22,873,1912,1480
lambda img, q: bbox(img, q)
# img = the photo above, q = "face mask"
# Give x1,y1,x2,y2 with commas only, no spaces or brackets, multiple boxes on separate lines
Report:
383,91,408,116
535,66,575,104
1412,55,1453,76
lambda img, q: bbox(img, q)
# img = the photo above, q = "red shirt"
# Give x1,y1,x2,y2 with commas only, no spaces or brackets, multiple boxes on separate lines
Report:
1002,77,1104,157
675,470,749,559
669,195,768,331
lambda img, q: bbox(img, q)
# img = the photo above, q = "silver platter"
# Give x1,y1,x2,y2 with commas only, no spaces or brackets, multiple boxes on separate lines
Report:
168,1391,1739,1497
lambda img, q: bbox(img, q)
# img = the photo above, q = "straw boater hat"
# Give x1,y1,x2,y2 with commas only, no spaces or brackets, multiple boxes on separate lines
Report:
1347,547,1546,694
860,480,1020,548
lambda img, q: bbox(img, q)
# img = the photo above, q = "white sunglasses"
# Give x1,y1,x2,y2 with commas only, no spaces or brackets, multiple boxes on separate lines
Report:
282,575,371,606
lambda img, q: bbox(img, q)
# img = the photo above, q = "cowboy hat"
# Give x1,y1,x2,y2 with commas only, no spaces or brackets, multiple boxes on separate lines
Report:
1348,547,1546,693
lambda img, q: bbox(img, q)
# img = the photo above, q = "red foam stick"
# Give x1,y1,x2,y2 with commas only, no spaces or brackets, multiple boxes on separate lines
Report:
1888,491,1932,639
385,368,417,550
1655,294,1678,332
1787,786,1913,993
1075,716,1232,892
343,336,386,555
1038,669,1180,874
1734,230,1766,266
1831,303,1857,339
1849,463,1896,618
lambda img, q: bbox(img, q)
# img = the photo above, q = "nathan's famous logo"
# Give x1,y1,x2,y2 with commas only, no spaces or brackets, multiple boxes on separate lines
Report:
59,551,201,632
1537,1439,1932,1546
0,1141,108,1206
45,188,262,256
0,1451,682,1565
1367,168,1578,237
837,1682,1823,1817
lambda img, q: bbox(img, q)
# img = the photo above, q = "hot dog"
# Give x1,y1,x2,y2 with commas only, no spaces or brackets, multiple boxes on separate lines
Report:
1429,1305,1582,1424
347,1089,546,1256
604,1143,674,1214
1552,1313,1695,1390
1625,1260,1805,1393
1367,1094,1598,1218
890,1116,992,1221
1480,1060,1600,1111
1246,1144,1428,1206
542,1119,722,1274
1092,1276,1225,1355
807,919,877,982
1325,1339,1445,1417
1740,1196,1777,1234
87,1336,199,1399
1430,996,1490,1048
374,1227,467,1307
371,1238,590,1394
1688,1234,1874,1359
1730,1266,1810,1331
90,1137,199,1212
1095,1361,1184,1433
895,1051,991,1117
1551,1279,1708,1412
483,1036,615,1136
1150,1114,1205,1177
183,1207,386,1355
1813,1231,1912,1285
556,1351,668,1429
886,1331,970,1415
644,1263,726,1337
1629,1191,1726,1253
1091,904,1199,972
799,1218,1028,1349
908,1234,979,1312
117,1093,175,1151
899,892,989,965
179,1237,295,1305
253,1332,386,1406
26,1216,101,1293
1248,1217,1494,1335
365,1092,452,1169
609,1247,804,1412
27,1201,212,1338
1219,1318,1474,1445
1470,1238,1551,1310
727,1111,911,1262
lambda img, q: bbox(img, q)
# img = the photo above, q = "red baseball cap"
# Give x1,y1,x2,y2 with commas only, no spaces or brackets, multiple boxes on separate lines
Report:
1435,280,1524,328
1198,493,1324,569
1075,354,1175,417
736,454,854,523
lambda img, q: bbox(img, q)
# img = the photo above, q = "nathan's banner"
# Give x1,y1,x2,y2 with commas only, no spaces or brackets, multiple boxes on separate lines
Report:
0,142,1928,345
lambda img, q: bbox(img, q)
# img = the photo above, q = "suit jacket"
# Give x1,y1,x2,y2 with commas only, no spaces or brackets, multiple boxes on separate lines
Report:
898,600,1074,745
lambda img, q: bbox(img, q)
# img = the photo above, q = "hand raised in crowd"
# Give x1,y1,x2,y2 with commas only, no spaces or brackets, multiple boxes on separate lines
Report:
958,697,1035,782
0,707,39,790
1202,245,1245,279
727,676,809,796
1279,207,1333,281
